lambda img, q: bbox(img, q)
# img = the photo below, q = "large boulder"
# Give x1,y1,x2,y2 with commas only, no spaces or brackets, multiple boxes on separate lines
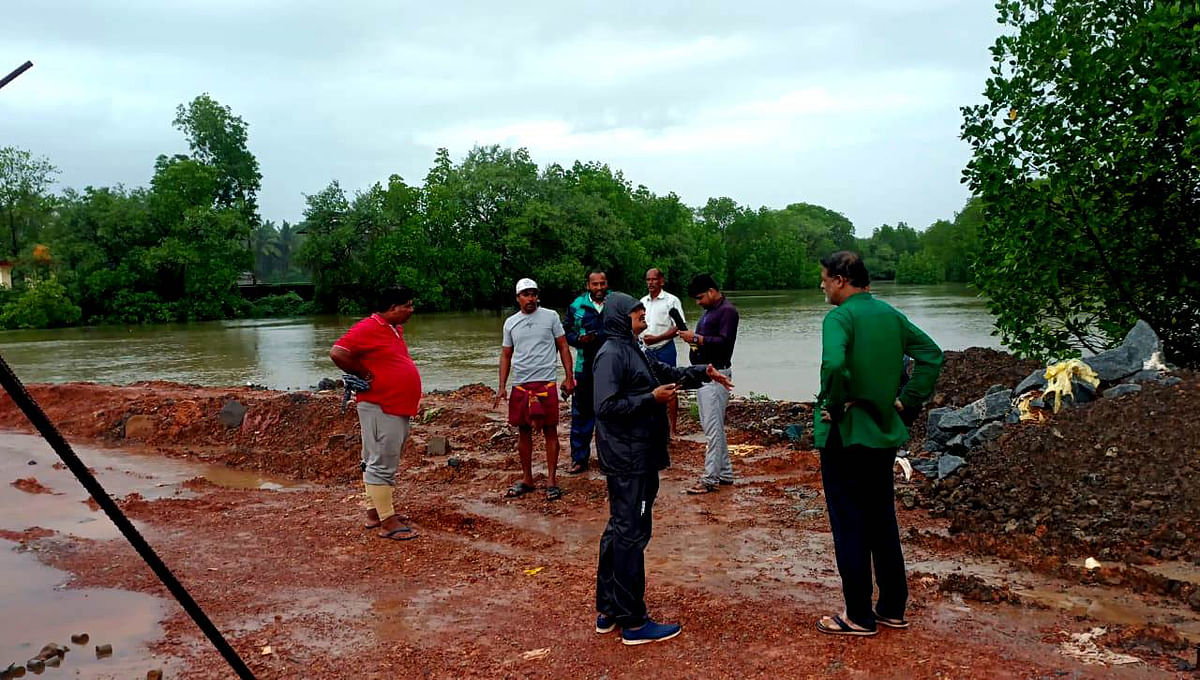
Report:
1082,320,1163,382
963,421,1005,449
939,390,1012,430
924,407,957,449
1015,369,1047,396
938,454,966,479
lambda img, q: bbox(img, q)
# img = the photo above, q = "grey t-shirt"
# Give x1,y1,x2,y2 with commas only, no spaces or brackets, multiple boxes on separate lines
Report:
503,307,566,385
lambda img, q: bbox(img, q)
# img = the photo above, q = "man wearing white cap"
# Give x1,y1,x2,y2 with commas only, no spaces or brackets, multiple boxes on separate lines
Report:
494,278,576,500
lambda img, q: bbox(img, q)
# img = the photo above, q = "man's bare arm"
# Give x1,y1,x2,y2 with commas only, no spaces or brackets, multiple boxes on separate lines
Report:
330,346,371,381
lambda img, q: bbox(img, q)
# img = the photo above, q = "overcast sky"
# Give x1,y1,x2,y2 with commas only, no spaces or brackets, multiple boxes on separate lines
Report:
2,1,999,235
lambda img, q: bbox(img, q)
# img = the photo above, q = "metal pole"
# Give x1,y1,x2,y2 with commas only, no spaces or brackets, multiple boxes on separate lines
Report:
0,61,33,91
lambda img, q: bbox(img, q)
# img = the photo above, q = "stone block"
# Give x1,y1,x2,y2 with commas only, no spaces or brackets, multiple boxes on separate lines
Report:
427,436,450,456
938,454,966,479
1102,384,1142,399
123,415,156,439
964,421,1005,449
218,400,247,428
1015,369,1047,396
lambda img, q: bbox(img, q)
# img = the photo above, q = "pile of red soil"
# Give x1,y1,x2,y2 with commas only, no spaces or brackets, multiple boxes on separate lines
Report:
0,383,507,485
921,371,1200,567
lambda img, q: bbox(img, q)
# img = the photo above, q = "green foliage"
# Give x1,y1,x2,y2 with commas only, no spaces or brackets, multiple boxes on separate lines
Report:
962,0,1200,365
248,292,314,318
0,279,81,329
895,251,945,284
0,146,59,257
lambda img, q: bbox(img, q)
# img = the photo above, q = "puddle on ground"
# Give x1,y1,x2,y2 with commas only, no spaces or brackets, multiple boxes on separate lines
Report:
0,431,303,539
0,431,304,675
1140,560,1200,587
0,546,175,677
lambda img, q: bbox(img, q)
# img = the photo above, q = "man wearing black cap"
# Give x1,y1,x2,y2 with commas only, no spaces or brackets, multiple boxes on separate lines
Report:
592,292,732,644
678,274,739,495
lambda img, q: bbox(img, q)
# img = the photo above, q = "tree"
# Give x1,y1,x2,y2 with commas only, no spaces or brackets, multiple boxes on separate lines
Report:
962,0,1200,364
0,146,58,256
173,94,262,221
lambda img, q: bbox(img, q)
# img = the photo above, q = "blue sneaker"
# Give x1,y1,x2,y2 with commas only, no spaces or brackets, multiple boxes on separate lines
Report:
595,614,616,634
620,619,681,646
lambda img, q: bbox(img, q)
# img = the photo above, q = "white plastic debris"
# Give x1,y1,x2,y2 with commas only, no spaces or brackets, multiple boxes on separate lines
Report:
895,457,913,481
1084,557,1102,570
1058,628,1141,666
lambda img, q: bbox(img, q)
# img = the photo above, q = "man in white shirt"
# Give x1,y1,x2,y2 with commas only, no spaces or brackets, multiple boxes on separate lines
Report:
494,278,576,501
639,268,686,436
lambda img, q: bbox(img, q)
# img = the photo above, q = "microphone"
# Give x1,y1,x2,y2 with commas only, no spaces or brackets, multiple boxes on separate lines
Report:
668,307,687,331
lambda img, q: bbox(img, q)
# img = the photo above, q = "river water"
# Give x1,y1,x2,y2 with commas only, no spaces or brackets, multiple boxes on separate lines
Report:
0,284,998,401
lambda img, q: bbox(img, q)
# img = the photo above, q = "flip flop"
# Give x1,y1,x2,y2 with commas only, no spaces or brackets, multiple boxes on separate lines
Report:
545,486,563,501
378,525,418,541
874,610,910,629
505,481,535,498
816,614,877,637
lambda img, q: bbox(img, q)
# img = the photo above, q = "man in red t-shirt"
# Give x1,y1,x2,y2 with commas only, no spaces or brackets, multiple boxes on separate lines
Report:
330,286,423,540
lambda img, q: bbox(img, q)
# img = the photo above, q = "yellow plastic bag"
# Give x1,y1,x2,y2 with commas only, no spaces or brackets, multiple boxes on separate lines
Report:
1042,359,1099,413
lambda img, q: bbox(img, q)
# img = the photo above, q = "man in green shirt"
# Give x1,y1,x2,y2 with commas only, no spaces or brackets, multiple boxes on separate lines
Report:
813,251,943,636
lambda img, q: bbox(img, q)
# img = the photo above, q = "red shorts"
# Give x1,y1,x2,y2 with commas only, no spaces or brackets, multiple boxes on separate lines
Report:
507,381,559,428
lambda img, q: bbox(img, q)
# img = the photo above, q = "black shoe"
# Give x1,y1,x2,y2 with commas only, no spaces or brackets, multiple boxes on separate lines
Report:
719,479,734,486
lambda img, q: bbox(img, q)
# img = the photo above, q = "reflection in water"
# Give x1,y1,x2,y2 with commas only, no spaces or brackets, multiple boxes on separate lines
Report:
0,433,301,540
0,547,172,677
0,284,998,400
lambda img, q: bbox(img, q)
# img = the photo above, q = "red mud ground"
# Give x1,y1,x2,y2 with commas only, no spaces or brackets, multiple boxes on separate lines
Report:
2,354,1198,678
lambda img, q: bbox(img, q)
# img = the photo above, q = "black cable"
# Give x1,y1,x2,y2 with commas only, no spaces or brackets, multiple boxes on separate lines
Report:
0,353,255,679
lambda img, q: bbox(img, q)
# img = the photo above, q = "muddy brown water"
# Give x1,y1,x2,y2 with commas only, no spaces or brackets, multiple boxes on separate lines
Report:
0,433,303,675
0,284,996,401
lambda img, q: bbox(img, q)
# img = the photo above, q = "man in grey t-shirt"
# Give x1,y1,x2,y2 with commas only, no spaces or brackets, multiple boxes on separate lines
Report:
494,278,576,501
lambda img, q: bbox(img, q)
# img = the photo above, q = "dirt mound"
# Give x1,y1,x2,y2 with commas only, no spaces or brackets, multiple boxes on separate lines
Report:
10,477,54,494
0,383,506,485
921,371,1200,566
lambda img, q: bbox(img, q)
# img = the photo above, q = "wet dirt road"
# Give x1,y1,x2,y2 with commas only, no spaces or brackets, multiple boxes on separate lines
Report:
2,384,1198,678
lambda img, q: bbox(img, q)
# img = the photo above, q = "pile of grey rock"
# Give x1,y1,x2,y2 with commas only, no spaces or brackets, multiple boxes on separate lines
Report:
914,321,1178,480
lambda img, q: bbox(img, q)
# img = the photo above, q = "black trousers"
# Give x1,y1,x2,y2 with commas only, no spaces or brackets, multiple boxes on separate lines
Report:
596,470,660,627
819,430,907,628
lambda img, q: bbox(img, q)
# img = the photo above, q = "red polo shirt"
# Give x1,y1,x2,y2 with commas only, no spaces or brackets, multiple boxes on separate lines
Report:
333,314,422,416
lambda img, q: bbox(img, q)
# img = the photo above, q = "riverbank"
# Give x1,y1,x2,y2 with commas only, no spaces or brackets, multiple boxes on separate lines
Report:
1,349,1198,677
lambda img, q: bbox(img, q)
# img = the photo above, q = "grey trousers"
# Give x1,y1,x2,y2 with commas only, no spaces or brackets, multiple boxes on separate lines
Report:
698,369,732,485
357,401,411,486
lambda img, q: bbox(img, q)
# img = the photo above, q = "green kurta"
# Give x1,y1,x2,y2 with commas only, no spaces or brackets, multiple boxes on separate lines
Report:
813,292,944,449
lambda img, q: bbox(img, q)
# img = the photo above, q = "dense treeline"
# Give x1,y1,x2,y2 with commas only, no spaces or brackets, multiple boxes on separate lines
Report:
856,198,983,285
0,94,978,328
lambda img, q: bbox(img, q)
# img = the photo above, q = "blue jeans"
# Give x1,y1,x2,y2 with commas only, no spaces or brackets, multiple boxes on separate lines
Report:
570,372,595,466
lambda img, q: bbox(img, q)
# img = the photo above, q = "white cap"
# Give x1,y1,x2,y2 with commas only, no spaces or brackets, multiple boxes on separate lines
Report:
515,277,538,294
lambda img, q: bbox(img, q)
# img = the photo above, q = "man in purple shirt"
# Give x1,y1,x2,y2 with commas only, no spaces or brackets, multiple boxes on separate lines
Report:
679,273,739,494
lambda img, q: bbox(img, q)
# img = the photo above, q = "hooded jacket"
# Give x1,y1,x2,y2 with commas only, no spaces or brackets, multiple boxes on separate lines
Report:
593,292,711,476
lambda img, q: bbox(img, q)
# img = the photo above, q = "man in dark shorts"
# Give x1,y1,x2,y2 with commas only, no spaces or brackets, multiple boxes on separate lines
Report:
330,286,423,541
494,278,576,500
